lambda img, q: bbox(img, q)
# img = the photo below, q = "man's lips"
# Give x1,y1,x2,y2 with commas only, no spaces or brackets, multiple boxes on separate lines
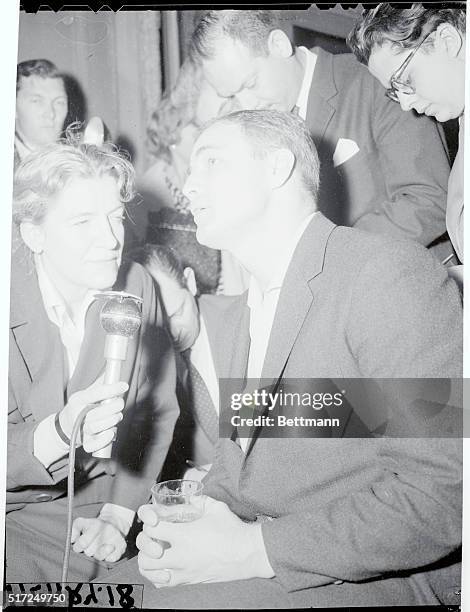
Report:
88,255,119,263
191,207,209,221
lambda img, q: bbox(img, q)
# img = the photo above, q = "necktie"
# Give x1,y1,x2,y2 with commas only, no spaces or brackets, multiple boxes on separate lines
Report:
182,350,219,445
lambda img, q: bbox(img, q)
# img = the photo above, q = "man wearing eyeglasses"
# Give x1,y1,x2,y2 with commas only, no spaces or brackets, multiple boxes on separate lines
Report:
349,3,465,267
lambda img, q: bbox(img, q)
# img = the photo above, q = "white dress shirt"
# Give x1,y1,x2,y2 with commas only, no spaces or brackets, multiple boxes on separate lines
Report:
240,213,317,451
190,314,219,415
32,256,134,533
295,47,317,120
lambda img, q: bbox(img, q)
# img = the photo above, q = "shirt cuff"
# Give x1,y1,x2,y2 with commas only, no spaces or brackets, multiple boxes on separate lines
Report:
99,503,135,536
33,413,70,468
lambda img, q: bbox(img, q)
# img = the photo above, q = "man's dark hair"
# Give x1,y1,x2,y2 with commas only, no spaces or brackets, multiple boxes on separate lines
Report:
348,3,466,65
190,10,278,63
17,59,63,93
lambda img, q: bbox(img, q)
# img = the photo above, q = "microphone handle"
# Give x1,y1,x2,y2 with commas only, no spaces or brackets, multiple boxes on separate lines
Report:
92,358,123,458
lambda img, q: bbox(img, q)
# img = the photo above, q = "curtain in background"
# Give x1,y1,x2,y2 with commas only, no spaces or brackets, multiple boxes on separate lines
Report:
17,10,162,174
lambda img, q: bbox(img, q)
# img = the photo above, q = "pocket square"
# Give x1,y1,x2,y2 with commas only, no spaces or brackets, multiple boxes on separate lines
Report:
333,138,360,168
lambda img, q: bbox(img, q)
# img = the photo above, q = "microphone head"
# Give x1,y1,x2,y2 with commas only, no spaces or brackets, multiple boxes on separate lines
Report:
97,291,143,337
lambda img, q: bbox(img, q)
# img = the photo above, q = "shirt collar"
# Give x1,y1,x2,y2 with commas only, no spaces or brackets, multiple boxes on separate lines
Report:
295,47,317,120
34,254,96,330
247,212,317,310
14,132,34,162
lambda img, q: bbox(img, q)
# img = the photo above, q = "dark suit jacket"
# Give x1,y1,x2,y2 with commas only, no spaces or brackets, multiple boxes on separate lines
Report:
308,48,450,247
8,247,179,514
203,214,462,604
161,293,238,478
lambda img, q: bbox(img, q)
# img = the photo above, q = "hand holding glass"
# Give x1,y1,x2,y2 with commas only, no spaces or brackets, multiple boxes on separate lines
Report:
151,479,205,523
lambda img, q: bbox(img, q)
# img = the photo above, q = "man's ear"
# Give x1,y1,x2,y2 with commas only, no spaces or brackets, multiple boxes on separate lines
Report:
183,267,198,296
267,148,296,189
267,29,293,59
19,221,45,254
434,23,464,59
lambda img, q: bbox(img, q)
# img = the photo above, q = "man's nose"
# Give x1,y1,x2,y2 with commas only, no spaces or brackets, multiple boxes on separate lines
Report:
98,217,119,249
42,102,56,120
396,91,418,112
218,96,241,117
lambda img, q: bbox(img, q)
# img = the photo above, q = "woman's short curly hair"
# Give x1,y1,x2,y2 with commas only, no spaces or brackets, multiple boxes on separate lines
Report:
13,139,136,226
147,58,204,163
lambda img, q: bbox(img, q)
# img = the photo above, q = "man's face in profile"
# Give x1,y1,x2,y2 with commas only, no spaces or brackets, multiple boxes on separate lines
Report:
16,75,68,147
183,121,272,250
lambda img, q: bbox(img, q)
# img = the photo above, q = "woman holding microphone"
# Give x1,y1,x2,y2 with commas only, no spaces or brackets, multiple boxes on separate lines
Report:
6,140,179,583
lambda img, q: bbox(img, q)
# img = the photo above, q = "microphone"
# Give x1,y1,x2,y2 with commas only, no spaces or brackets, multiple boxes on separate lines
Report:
92,291,143,458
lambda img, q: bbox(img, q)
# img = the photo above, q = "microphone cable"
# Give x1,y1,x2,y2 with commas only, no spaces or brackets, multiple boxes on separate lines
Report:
61,403,96,586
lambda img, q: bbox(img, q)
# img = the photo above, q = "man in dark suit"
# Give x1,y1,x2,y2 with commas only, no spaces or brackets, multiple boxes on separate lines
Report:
348,3,465,276
188,9,451,256
6,142,179,582
104,110,462,608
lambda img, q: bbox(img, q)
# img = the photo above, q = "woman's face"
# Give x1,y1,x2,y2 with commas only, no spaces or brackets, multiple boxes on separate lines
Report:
25,175,125,300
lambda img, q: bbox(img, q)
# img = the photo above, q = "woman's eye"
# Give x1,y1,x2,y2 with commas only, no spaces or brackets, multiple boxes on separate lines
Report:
207,157,218,166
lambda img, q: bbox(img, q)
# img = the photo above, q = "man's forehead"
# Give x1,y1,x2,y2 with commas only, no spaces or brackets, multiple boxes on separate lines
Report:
192,122,244,155
203,39,256,94
368,43,408,87
18,75,66,97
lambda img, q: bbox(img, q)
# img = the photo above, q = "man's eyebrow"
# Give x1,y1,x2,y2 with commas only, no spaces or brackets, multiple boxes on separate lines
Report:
193,144,223,159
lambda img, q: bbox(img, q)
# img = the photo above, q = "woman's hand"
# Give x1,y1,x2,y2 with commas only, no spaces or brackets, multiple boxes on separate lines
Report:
58,377,128,453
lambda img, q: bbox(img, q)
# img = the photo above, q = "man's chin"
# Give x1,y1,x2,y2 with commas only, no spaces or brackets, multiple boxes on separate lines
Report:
195,226,222,250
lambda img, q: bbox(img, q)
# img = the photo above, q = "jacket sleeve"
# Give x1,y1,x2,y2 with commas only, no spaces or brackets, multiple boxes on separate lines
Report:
7,400,69,493
353,74,450,247
7,345,70,505
260,242,462,591
109,264,180,511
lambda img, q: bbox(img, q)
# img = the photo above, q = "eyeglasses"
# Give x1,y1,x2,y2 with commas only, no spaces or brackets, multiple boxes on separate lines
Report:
386,31,433,102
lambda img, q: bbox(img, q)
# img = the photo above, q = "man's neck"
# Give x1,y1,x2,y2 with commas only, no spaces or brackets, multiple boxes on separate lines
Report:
38,256,92,323
15,130,37,153
230,201,314,291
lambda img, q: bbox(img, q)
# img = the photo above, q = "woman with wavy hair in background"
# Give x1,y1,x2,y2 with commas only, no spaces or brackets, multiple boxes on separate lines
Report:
135,58,249,296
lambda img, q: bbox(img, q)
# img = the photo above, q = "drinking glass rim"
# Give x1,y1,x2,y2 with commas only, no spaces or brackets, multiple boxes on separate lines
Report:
151,479,204,497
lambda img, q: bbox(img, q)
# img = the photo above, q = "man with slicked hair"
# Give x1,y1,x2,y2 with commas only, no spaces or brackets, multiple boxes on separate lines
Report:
104,110,462,608
187,9,453,262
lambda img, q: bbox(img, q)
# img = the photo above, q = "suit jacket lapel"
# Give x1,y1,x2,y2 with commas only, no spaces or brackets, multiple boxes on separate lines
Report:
218,295,251,382
245,214,337,457
260,214,336,381
67,297,106,396
10,248,66,421
306,47,338,146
